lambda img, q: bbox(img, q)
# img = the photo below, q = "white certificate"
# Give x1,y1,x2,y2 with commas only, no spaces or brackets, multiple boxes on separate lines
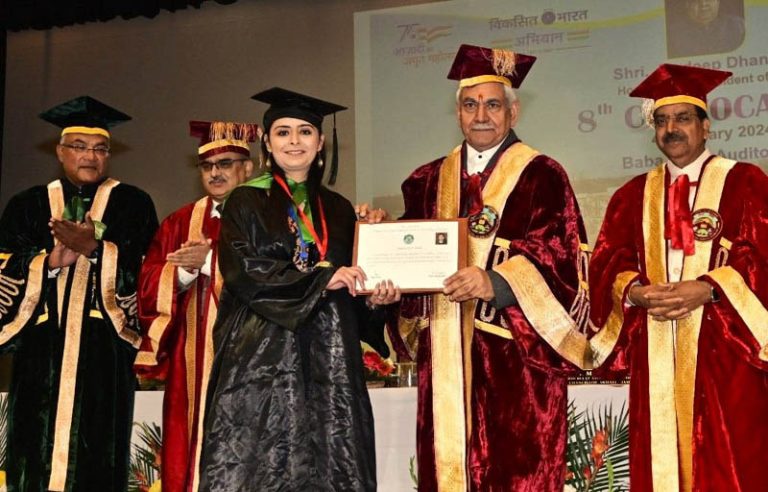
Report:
353,219,467,293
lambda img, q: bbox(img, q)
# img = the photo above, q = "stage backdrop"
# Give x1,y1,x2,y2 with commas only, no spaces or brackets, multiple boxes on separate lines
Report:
354,0,768,239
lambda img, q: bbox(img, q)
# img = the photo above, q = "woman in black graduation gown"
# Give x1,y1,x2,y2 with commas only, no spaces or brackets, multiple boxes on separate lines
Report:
199,88,398,491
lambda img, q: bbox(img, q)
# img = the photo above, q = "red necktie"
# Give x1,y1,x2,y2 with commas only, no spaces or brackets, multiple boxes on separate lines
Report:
461,170,484,216
666,174,695,255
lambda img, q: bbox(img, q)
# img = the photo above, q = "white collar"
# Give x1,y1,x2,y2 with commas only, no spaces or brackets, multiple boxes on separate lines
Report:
211,199,222,218
466,139,505,175
666,149,711,183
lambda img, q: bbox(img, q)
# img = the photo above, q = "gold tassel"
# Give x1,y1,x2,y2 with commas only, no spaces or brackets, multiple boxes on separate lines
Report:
641,98,656,129
491,48,517,77
209,121,258,142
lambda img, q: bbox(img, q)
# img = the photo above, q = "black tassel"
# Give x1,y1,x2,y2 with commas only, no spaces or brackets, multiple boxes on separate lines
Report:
329,113,339,185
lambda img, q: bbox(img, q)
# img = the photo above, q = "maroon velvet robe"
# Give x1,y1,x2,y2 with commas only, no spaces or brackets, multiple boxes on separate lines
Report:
589,158,768,492
135,196,221,492
390,137,589,491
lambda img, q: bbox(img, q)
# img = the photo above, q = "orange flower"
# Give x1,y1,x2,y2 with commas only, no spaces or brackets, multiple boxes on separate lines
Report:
591,429,609,461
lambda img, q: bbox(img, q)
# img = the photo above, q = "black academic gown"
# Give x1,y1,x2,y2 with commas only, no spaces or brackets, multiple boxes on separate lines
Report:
199,185,378,492
0,178,158,492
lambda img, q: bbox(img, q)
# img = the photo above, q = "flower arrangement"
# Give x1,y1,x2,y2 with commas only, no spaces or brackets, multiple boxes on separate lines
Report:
363,351,395,377
565,401,629,491
361,342,396,386
128,422,162,492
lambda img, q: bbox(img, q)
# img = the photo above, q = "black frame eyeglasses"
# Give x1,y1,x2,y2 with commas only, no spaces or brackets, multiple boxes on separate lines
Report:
60,143,110,157
196,158,248,172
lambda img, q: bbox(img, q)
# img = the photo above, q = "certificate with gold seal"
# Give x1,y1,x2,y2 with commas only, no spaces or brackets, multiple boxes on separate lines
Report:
353,219,467,293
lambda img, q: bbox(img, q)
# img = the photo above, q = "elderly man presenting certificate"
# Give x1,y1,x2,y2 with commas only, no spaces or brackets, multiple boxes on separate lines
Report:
383,44,590,491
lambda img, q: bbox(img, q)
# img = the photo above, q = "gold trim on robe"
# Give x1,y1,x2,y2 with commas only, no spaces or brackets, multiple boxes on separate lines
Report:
642,164,680,492
430,142,539,491
187,196,221,492
185,287,199,442
47,178,120,491
134,196,217,492
190,285,218,492
135,196,211,367
474,319,513,339
493,255,592,369
589,271,639,367
707,266,768,361
0,254,46,344
642,158,735,492
134,262,175,367
48,181,67,326
431,146,468,492
675,157,734,492
47,181,65,245
101,241,141,347
48,256,91,491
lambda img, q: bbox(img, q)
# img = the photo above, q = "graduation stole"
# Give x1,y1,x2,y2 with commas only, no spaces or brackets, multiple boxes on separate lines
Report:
46,177,134,491
429,141,537,491
642,157,734,492
242,173,327,255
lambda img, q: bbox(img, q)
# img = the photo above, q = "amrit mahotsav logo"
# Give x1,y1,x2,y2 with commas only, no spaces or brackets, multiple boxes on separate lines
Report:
397,23,453,44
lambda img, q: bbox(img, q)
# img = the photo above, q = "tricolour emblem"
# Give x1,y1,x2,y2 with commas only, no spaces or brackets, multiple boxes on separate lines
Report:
692,208,722,242
468,205,499,238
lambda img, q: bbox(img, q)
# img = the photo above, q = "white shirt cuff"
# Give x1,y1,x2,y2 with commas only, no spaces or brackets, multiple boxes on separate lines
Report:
177,266,199,290
200,249,213,277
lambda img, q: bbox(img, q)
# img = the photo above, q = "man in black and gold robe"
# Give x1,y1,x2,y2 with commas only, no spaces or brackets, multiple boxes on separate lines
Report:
0,96,158,491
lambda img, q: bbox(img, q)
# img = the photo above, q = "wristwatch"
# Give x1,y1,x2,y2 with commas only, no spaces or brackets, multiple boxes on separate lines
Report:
710,285,720,303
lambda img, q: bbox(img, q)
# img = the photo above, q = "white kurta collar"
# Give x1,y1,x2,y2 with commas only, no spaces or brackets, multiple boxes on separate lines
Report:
666,149,712,183
466,139,505,175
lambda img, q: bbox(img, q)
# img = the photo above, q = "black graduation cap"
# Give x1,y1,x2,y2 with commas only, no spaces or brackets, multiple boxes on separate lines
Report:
252,87,347,184
39,96,131,137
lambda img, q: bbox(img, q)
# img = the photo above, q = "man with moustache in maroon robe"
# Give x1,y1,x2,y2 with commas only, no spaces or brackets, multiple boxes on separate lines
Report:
135,121,256,492
388,44,590,492
589,64,768,492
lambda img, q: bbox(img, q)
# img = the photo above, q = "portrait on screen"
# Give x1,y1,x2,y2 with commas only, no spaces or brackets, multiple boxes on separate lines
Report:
665,0,745,58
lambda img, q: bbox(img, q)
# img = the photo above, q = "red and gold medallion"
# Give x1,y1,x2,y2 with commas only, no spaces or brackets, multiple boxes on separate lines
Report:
692,208,722,242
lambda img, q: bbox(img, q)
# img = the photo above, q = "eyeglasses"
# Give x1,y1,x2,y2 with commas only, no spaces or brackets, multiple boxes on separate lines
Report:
196,158,247,172
460,99,507,114
60,143,110,157
653,112,698,127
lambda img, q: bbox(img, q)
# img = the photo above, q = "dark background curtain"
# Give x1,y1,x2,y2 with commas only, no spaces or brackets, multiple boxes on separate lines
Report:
0,0,239,391
0,29,5,193
0,0,238,197
2,0,238,31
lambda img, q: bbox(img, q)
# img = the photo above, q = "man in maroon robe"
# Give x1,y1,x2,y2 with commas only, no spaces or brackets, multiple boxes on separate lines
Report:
135,121,257,492
589,64,768,491
388,44,590,491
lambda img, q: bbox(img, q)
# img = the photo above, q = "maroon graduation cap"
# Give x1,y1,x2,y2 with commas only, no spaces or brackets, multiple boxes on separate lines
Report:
447,44,537,89
189,120,260,160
